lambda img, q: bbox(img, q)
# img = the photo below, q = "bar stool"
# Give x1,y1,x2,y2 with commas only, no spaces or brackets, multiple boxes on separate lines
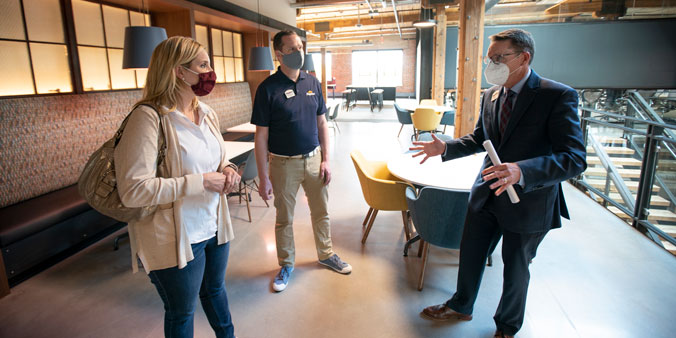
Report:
370,89,384,112
342,89,356,111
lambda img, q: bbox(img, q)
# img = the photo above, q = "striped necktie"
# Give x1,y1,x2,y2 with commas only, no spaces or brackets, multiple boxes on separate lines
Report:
499,89,515,136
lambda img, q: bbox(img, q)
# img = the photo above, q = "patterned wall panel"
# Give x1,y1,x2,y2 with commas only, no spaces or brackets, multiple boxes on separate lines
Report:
0,82,252,208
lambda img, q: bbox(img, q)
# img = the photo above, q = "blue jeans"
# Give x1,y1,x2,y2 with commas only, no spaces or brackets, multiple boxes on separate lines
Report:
148,237,234,338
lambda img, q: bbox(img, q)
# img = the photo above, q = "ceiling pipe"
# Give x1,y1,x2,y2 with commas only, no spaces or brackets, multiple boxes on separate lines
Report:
364,0,374,12
486,0,500,12
291,0,418,8
391,0,402,38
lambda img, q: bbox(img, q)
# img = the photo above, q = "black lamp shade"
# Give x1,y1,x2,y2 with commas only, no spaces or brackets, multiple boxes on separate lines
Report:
248,46,274,71
301,54,315,72
122,26,167,69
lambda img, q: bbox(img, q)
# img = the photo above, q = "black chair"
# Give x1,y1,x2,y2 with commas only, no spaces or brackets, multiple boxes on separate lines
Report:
370,89,384,112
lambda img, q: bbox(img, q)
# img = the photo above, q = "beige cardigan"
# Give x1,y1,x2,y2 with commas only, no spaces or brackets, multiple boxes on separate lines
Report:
114,103,235,273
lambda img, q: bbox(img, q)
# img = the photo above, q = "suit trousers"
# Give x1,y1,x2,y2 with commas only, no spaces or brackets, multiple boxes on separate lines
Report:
445,205,547,336
269,152,334,266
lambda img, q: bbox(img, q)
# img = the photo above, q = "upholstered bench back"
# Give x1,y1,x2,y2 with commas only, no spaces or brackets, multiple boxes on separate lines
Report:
0,82,252,208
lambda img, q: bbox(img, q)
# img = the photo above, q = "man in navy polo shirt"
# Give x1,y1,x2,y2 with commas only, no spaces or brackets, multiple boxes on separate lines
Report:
251,30,351,292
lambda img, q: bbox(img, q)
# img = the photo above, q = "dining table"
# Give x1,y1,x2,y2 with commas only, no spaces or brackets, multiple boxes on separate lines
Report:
387,152,486,255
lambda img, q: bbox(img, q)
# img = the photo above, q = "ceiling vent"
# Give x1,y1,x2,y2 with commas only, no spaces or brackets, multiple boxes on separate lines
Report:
314,21,330,32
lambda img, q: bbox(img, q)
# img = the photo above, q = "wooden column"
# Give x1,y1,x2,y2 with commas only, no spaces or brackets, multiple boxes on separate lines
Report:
455,0,485,138
432,4,447,105
0,253,9,298
151,9,194,38
321,47,327,103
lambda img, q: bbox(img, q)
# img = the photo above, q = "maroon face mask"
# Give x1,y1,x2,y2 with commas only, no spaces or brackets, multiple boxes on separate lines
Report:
182,67,217,96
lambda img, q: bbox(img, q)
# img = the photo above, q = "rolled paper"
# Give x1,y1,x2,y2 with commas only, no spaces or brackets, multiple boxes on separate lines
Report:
482,140,520,204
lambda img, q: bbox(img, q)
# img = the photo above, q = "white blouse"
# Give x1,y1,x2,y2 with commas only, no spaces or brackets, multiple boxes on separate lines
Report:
168,104,222,244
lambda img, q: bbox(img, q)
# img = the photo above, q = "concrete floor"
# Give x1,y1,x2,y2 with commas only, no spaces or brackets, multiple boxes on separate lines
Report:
1,115,675,338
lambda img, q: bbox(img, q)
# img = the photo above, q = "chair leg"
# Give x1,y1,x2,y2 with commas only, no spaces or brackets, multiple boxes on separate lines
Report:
443,125,447,134
417,237,425,257
363,207,373,226
253,180,269,207
398,124,404,137
361,209,379,244
0,253,9,298
417,241,430,291
243,185,252,222
334,121,341,133
401,210,411,241
238,181,242,204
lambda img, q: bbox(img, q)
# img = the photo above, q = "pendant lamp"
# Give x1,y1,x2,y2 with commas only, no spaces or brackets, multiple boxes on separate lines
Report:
122,26,167,69
301,54,315,72
248,0,274,71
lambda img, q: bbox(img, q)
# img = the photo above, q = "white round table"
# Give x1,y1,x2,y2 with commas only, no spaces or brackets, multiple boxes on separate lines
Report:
397,103,454,113
387,152,485,191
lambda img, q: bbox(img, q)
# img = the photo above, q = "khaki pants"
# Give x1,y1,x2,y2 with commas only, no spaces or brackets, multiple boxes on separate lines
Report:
269,151,333,266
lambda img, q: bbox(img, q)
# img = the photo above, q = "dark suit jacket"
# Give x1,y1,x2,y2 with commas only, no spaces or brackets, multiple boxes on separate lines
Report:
442,70,587,233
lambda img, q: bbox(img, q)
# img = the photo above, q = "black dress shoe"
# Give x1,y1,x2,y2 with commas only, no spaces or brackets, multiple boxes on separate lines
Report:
494,329,514,338
420,304,472,321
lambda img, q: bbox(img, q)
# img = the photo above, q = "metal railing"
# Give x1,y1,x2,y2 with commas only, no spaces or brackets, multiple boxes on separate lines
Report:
573,90,676,249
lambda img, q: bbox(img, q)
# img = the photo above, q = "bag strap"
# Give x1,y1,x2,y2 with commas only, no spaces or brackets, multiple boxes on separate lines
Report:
112,104,167,166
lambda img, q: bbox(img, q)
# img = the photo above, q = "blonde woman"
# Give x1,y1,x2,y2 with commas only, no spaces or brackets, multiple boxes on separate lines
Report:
114,36,240,338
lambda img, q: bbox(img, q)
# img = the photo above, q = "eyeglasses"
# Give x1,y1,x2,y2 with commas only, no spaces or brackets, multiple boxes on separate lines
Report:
483,52,521,65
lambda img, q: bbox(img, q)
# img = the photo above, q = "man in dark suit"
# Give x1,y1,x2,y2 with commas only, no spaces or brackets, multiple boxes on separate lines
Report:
410,29,586,337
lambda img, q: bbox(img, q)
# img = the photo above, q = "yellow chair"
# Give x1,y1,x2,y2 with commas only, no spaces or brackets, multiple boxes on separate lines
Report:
350,150,414,244
410,107,442,140
420,99,438,106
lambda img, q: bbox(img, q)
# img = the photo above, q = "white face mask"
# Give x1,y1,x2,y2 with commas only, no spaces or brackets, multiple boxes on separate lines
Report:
484,54,522,86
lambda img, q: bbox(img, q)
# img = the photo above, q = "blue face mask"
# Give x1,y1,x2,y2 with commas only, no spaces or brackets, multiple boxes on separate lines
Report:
282,50,304,70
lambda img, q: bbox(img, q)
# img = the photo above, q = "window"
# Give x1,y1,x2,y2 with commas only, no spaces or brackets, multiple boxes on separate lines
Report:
210,28,244,83
0,0,72,96
195,25,209,55
352,50,403,86
310,52,332,82
72,0,149,91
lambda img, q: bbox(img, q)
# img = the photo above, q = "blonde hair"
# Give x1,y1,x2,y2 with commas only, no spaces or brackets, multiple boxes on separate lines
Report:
135,36,204,114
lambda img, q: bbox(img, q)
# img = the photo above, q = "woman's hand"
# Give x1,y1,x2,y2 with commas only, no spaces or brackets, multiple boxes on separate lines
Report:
203,172,226,193
222,166,241,194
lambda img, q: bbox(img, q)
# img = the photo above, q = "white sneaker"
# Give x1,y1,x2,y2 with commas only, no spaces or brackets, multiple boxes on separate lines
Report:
272,265,293,292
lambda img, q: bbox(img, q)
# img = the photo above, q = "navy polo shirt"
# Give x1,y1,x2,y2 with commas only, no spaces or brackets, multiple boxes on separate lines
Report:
251,68,327,156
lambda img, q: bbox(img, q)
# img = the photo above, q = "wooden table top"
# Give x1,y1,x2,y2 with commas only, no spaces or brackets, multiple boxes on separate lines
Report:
225,122,256,134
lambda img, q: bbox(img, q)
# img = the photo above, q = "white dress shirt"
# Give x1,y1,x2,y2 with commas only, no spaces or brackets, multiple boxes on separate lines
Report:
168,104,222,244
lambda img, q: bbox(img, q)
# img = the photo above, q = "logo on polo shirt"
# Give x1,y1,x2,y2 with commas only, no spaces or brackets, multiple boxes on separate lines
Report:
306,90,315,96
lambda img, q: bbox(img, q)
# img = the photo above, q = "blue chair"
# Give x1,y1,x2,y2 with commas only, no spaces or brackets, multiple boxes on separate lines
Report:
440,110,455,134
394,103,414,137
417,132,453,143
406,186,491,291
